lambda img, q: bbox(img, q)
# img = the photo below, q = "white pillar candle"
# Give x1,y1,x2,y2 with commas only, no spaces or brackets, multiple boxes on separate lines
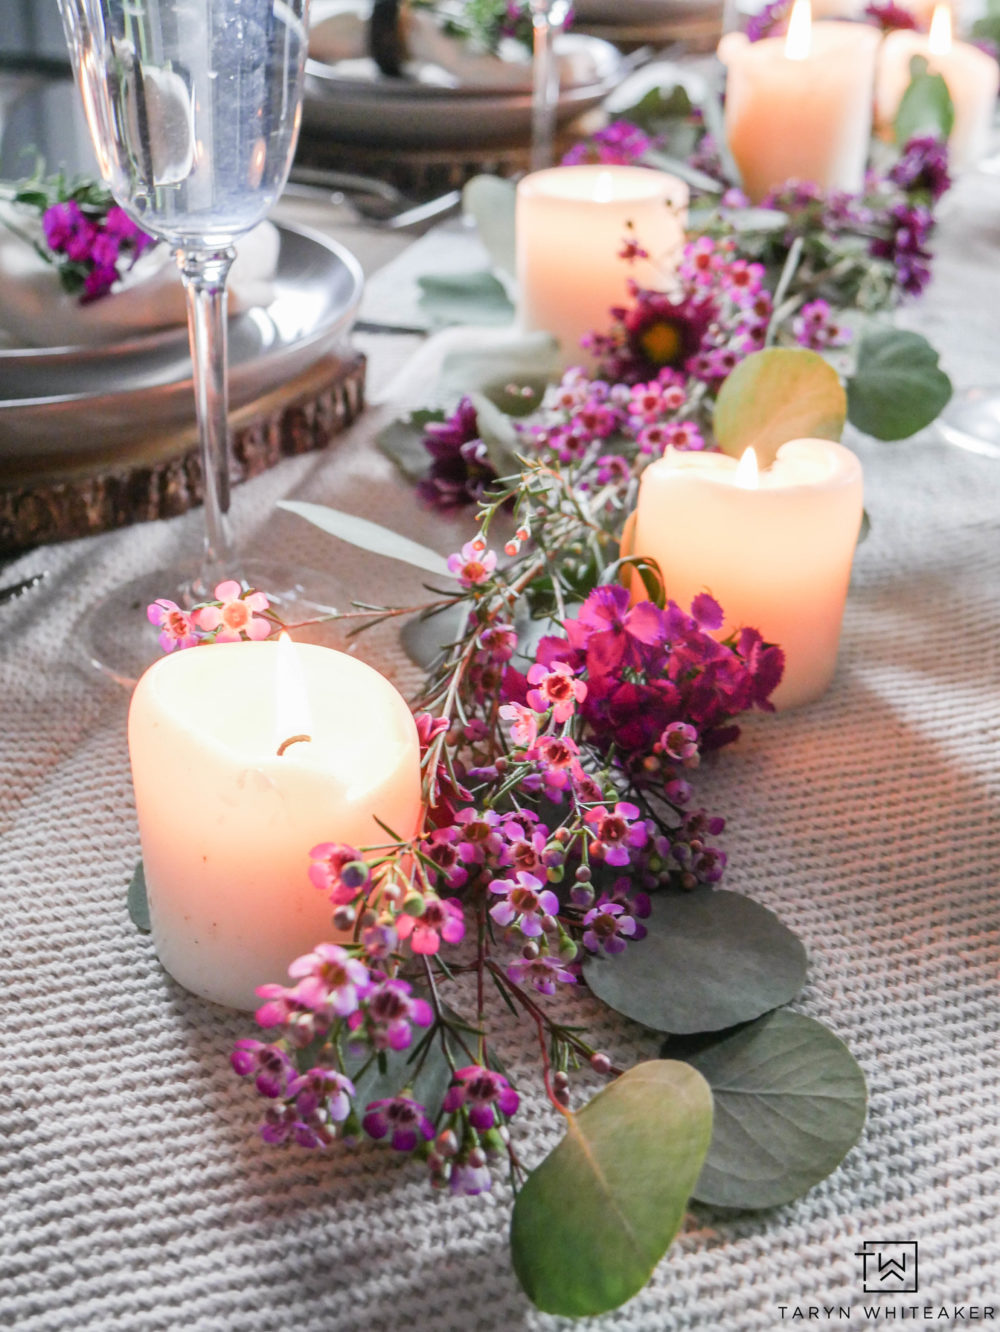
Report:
516,164,688,370
128,638,423,1010
632,440,863,709
719,3,881,203
875,6,999,173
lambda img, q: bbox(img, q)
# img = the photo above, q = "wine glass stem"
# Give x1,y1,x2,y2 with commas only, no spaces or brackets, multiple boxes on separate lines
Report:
530,4,564,171
177,247,237,599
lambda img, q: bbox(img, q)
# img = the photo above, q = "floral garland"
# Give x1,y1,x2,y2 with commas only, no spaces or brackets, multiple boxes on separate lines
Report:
129,54,962,1316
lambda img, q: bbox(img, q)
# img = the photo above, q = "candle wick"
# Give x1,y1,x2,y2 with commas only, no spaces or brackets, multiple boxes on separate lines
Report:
276,733,312,757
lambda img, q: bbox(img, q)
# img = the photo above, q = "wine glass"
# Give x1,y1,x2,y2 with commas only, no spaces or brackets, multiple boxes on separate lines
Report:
57,0,339,684
529,0,572,171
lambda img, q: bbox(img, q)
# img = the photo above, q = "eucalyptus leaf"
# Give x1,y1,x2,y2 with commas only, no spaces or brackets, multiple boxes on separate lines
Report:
480,374,549,418
375,408,443,484
467,391,523,476
894,61,955,145
417,270,515,327
584,890,807,1034
714,348,846,464
641,149,723,195
613,82,694,130
687,206,788,234
437,332,560,403
675,1010,868,1209
846,326,952,440
127,860,151,933
510,1061,713,1316
278,501,451,578
462,174,517,279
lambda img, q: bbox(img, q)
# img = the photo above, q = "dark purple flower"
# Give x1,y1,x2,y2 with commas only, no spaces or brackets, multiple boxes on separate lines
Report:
571,585,665,677
745,0,791,40
889,135,951,203
231,1039,296,1098
864,0,918,30
581,901,639,956
417,398,499,510
507,952,577,994
443,1065,520,1130
288,1067,355,1122
489,870,559,937
363,1095,435,1151
348,975,433,1052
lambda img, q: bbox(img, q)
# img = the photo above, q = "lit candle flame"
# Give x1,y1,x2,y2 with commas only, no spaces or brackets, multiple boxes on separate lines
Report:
593,170,615,203
784,0,812,61
928,3,952,56
735,446,760,489
274,632,313,756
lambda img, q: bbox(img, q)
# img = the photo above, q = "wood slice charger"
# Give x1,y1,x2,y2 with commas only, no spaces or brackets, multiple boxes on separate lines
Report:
0,350,366,555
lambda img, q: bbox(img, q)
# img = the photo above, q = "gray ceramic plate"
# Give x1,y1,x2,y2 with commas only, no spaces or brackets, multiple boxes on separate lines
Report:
301,34,622,147
0,223,363,464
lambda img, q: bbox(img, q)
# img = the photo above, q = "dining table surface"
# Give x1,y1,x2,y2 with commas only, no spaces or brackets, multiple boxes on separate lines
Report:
2,148,1000,1332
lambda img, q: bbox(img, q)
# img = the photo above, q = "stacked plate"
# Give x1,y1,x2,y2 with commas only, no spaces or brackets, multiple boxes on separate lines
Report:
0,224,363,479
302,33,624,148
573,0,724,48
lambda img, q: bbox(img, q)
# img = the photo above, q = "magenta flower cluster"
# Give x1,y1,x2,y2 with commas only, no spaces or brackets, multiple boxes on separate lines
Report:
42,199,154,301
561,120,655,168
586,234,774,387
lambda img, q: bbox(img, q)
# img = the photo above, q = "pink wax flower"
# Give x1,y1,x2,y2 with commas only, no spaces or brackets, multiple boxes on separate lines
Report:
147,598,200,652
194,580,271,642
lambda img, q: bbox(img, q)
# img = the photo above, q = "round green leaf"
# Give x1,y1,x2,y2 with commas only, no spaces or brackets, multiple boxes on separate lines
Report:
846,326,952,440
714,348,846,465
583,890,807,1035
462,174,517,278
684,1010,868,1209
511,1061,713,1317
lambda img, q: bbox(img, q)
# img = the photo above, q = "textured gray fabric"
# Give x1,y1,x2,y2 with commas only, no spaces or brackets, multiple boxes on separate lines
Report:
2,176,1000,1332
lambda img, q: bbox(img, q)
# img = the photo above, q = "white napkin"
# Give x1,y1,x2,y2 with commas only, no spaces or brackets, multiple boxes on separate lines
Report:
0,216,282,349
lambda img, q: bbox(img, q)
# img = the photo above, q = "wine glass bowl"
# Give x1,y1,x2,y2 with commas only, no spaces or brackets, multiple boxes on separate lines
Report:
59,0,309,248
55,0,344,684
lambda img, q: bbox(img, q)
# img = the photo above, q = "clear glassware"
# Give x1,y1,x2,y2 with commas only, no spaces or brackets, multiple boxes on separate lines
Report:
529,0,572,171
57,0,339,684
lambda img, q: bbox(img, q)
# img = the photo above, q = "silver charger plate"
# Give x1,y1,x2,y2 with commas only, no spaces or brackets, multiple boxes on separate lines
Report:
0,222,363,465
301,34,623,147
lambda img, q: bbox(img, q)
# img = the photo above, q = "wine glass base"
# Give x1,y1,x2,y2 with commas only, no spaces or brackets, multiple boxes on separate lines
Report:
77,561,352,688
937,386,1000,460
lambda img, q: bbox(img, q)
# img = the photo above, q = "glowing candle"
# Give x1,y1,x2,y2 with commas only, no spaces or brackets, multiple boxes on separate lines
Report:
719,1,881,202
128,638,422,1010
516,164,688,370
876,4,999,172
632,439,864,709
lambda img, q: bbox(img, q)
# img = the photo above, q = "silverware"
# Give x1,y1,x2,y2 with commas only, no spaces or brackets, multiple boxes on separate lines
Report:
0,572,47,605
283,174,463,230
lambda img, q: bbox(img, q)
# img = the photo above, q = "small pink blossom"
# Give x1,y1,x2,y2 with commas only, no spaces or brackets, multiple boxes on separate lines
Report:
526,661,587,723
147,598,199,652
500,702,539,748
194,580,271,642
396,895,465,954
447,541,497,589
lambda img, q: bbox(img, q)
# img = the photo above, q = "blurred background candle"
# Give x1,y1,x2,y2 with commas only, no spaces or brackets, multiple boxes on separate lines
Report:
516,164,688,369
719,0,881,202
128,638,422,1010
875,5,999,172
632,439,864,709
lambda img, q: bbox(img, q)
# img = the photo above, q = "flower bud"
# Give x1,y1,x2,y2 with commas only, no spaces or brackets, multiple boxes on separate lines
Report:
545,866,564,884
570,882,594,908
467,1146,487,1168
521,940,540,961
436,1129,459,1157
540,913,559,934
402,893,426,917
574,865,591,883
590,1052,612,1075
332,905,356,932
340,860,370,890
